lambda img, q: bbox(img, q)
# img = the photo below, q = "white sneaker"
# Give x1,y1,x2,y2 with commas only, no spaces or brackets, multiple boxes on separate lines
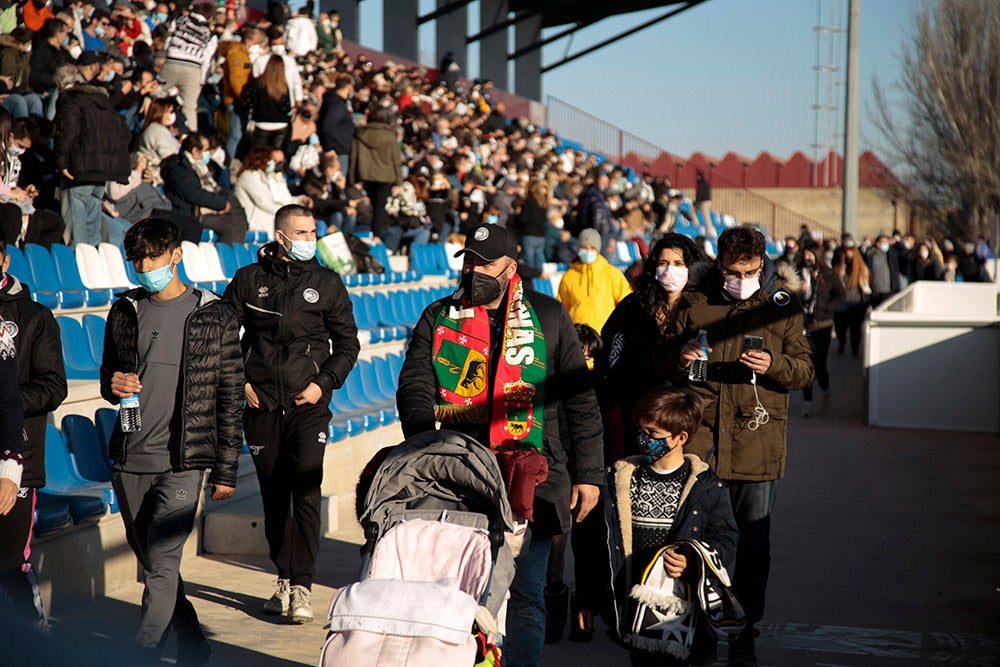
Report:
801,401,813,418
288,585,313,624
263,579,290,615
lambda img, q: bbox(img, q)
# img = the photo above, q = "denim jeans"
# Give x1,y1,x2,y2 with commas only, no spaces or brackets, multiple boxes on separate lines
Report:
521,235,546,270
728,480,776,628
381,225,430,253
329,211,358,237
337,153,350,178
62,183,106,247
226,102,248,159
103,214,132,250
504,532,552,667
1,93,43,118
44,88,58,120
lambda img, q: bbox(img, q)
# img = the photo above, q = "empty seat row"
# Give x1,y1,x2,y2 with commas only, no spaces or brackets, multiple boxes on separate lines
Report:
410,243,461,279
349,286,453,341
328,353,404,441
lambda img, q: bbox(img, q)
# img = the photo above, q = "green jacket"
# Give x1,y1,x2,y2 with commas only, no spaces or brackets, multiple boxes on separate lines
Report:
348,122,402,186
656,260,814,482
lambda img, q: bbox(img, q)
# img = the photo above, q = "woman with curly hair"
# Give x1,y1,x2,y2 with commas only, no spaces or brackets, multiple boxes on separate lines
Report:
599,233,706,459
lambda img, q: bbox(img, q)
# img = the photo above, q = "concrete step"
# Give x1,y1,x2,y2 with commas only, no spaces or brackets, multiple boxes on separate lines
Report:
202,493,340,555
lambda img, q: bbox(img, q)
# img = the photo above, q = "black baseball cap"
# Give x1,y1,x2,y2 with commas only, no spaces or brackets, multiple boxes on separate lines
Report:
454,225,518,262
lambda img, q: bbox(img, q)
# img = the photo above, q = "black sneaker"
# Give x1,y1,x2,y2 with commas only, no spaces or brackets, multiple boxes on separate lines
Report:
728,630,758,666
177,635,212,666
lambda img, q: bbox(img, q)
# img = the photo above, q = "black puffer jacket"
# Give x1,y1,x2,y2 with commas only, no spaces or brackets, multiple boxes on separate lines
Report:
53,82,131,184
223,244,360,410
0,276,67,488
398,287,606,535
99,288,244,487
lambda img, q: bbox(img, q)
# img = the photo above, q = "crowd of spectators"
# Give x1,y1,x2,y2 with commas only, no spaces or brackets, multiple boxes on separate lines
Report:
0,0,723,270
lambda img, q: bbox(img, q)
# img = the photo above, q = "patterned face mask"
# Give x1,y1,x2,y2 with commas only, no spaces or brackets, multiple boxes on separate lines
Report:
637,430,672,463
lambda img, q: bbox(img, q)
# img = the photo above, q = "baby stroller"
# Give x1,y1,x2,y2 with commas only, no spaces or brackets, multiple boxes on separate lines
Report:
319,430,516,667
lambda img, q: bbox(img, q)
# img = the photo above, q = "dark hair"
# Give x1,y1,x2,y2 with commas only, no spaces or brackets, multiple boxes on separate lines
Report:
40,18,68,40
0,107,11,178
634,233,703,312
717,225,767,264
10,27,32,45
275,203,313,231
180,132,205,154
369,106,395,125
334,73,354,90
574,323,602,360
0,229,7,256
633,387,703,440
11,117,40,146
123,217,181,262
242,147,274,172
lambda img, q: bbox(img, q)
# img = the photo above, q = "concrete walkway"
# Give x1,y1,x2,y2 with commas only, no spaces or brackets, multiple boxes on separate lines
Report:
42,350,1000,666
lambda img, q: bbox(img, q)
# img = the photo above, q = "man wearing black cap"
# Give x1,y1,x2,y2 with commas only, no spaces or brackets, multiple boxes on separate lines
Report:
397,224,605,667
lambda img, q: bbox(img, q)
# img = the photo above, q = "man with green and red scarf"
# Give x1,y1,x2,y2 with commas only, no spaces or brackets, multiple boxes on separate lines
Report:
398,224,604,667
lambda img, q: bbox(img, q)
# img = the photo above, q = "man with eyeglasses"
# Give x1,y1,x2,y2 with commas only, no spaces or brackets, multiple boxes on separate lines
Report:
656,225,814,666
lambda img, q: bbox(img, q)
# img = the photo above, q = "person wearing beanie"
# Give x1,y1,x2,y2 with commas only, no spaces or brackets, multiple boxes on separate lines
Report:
557,227,632,331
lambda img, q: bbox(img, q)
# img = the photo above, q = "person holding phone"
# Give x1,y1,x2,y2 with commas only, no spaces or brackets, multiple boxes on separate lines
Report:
654,225,814,666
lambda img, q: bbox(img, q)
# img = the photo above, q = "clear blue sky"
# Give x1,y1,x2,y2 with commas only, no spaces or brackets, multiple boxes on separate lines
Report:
355,0,920,161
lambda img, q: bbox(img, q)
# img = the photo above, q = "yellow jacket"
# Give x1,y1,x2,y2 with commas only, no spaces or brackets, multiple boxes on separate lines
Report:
557,255,632,331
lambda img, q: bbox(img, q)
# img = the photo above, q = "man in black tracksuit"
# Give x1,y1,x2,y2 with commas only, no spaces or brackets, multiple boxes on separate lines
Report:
101,218,244,664
0,234,67,629
223,204,359,624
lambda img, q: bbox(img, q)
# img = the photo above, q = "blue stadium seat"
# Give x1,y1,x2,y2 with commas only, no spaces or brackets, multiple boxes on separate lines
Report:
82,314,105,366
349,294,377,330
33,492,73,537
233,243,257,268
200,229,218,243
5,246,58,309
215,243,239,278
56,316,100,380
61,415,112,483
24,244,86,308
372,356,399,400
357,359,397,423
532,278,554,297
41,424,116,518
316,220,328,237
50,244,111,306
245,231,268,244
375,292,406,328
94,407,117,469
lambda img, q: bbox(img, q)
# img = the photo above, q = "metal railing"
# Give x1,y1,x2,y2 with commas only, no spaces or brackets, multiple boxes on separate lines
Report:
545,95,839,240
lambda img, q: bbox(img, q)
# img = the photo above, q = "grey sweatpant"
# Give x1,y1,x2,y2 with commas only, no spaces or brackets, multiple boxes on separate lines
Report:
159,60,204,131
112,469,205,649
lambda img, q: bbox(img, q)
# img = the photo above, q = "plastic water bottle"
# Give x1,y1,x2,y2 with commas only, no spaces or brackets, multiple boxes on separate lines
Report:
688,329,710,383
120,393,141,433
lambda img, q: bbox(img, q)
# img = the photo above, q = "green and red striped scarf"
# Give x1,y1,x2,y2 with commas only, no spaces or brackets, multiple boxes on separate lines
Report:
432,274,547,451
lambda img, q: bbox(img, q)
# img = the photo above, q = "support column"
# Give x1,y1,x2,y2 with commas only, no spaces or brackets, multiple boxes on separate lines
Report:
383,0,418,62
479,0,508,89
435,0,468,73
320,0,358,43
841,0,860,239
514,13,542,100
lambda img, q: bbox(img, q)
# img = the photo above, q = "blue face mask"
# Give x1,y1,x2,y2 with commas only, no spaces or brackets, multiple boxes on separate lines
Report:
486,214,499,225
578,249,598,264
637,430,673,464
266,159,276,173
94,26,106,38
279,232,316,261
307,133,320,146
103,70,115,83
154,12,168,24
201,153,212,165
136,254,176,293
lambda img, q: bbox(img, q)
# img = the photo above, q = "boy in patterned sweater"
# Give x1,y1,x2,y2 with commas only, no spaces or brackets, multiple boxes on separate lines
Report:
577,387,738,665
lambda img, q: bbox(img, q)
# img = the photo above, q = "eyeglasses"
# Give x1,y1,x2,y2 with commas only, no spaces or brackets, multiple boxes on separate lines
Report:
720,263,763,280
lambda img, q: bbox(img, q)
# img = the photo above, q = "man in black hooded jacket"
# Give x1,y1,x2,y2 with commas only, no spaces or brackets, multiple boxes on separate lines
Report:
0,233,66,629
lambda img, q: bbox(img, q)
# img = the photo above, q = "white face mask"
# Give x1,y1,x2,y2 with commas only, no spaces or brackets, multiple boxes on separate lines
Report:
165,112,176,126
655,265,688,293
723,275,761,301
69,45,83,60
247,44,263,60
271,44,286,56
211,147,226,166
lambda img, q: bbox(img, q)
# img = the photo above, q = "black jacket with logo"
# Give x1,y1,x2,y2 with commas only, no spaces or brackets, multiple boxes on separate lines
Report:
0,276,67,488
223,243,360,410
100,288,244,487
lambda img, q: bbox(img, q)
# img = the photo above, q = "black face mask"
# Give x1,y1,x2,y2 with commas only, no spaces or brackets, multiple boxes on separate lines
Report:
460,270,503,306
